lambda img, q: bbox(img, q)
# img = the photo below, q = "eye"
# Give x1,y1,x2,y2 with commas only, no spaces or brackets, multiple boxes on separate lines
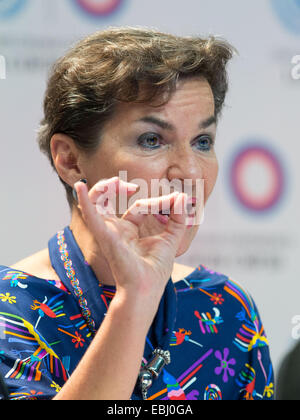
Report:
137,133,161,150
194,135,214,151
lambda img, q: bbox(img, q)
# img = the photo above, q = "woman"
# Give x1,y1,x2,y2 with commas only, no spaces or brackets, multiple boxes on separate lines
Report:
0,27,274,400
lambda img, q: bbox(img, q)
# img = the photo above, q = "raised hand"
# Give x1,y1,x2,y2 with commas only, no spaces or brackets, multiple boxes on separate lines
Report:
74,176,188,305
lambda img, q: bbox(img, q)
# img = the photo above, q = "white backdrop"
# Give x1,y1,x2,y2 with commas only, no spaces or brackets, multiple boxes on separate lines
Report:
0,0,299,380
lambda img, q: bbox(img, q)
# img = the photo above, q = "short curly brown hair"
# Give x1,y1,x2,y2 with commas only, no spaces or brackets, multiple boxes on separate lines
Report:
37,26,236,211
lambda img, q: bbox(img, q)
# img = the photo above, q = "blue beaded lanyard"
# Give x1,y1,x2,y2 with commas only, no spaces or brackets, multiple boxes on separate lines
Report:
48,226,177,400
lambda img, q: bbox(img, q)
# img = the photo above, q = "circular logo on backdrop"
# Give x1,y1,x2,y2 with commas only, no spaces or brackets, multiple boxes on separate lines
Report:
71,0,124,18
271,0,300,35
0,0,27,19
229,142,286,214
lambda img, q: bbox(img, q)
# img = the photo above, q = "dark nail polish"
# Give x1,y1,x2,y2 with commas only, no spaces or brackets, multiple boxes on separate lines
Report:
73,179,87,203
72,188,78,203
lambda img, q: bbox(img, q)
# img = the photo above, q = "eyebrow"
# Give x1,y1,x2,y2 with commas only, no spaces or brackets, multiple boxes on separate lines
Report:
136,115,216,131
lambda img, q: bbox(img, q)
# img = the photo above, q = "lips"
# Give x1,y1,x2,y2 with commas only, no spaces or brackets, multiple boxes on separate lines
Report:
186,197,197,217
153,213,169,225
153,196,198,225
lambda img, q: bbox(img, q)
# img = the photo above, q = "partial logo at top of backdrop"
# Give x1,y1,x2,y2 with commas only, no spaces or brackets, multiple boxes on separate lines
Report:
229,141,287,215
271,0,300,35
0,0,27,19
70,0,126,19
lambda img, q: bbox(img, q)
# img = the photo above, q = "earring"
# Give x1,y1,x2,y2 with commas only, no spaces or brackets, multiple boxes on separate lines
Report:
72,179,87,203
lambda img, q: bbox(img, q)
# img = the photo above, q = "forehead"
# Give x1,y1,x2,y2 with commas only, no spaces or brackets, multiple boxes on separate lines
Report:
112,77,215,123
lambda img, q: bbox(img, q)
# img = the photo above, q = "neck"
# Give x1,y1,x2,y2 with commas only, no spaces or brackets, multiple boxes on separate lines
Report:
69,207,117,287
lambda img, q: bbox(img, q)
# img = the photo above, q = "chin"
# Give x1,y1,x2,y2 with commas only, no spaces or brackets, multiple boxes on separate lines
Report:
175,242,191,257
175,226,198,257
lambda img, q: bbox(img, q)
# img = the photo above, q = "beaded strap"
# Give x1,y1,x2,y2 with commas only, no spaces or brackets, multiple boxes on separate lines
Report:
57,230,96,336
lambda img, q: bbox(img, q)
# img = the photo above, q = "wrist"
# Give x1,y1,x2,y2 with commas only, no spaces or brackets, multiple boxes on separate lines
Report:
110,289,159,331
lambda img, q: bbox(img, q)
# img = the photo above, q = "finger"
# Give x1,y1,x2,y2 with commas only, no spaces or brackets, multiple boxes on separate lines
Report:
91,177,139,198
122,192,180,227
170,192,189,224
160,192,189,247
89,177,139,217
74,181,107,237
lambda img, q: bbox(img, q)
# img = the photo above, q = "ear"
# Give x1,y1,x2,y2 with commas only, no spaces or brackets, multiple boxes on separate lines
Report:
50,133,84,188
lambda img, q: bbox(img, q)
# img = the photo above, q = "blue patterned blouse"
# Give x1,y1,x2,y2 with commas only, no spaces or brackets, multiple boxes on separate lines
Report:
0,226,274,400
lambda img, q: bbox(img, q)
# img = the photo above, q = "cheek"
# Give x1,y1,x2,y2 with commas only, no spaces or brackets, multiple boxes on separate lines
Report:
84,150,119,185
112,155,159,184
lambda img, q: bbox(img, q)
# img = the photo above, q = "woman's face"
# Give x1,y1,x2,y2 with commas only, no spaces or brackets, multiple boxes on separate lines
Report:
81,77,219,256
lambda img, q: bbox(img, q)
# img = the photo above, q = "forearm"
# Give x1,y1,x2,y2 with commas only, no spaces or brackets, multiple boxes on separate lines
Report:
54,293,153,400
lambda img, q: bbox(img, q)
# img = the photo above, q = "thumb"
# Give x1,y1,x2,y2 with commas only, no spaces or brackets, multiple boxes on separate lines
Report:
160,192,188,249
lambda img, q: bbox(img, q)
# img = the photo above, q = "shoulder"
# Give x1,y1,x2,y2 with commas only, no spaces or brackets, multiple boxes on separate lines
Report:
222,277,259,319
9,249,60,282
0,265,34,287
182,265,272,356
179,264,264,324
0,265,40,321
175,263,229,289
0,262,68,300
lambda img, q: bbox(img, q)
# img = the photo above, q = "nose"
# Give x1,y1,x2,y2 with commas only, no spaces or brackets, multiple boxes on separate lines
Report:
166,143,203,194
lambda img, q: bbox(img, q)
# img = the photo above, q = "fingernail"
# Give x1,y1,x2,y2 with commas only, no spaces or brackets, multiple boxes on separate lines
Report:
73,179,87,203
72,187,78,203
95,177,118,191
123,181,139,190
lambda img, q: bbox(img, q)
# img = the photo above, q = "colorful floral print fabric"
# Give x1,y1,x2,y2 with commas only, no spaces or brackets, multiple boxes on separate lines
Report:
0,227,274,400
